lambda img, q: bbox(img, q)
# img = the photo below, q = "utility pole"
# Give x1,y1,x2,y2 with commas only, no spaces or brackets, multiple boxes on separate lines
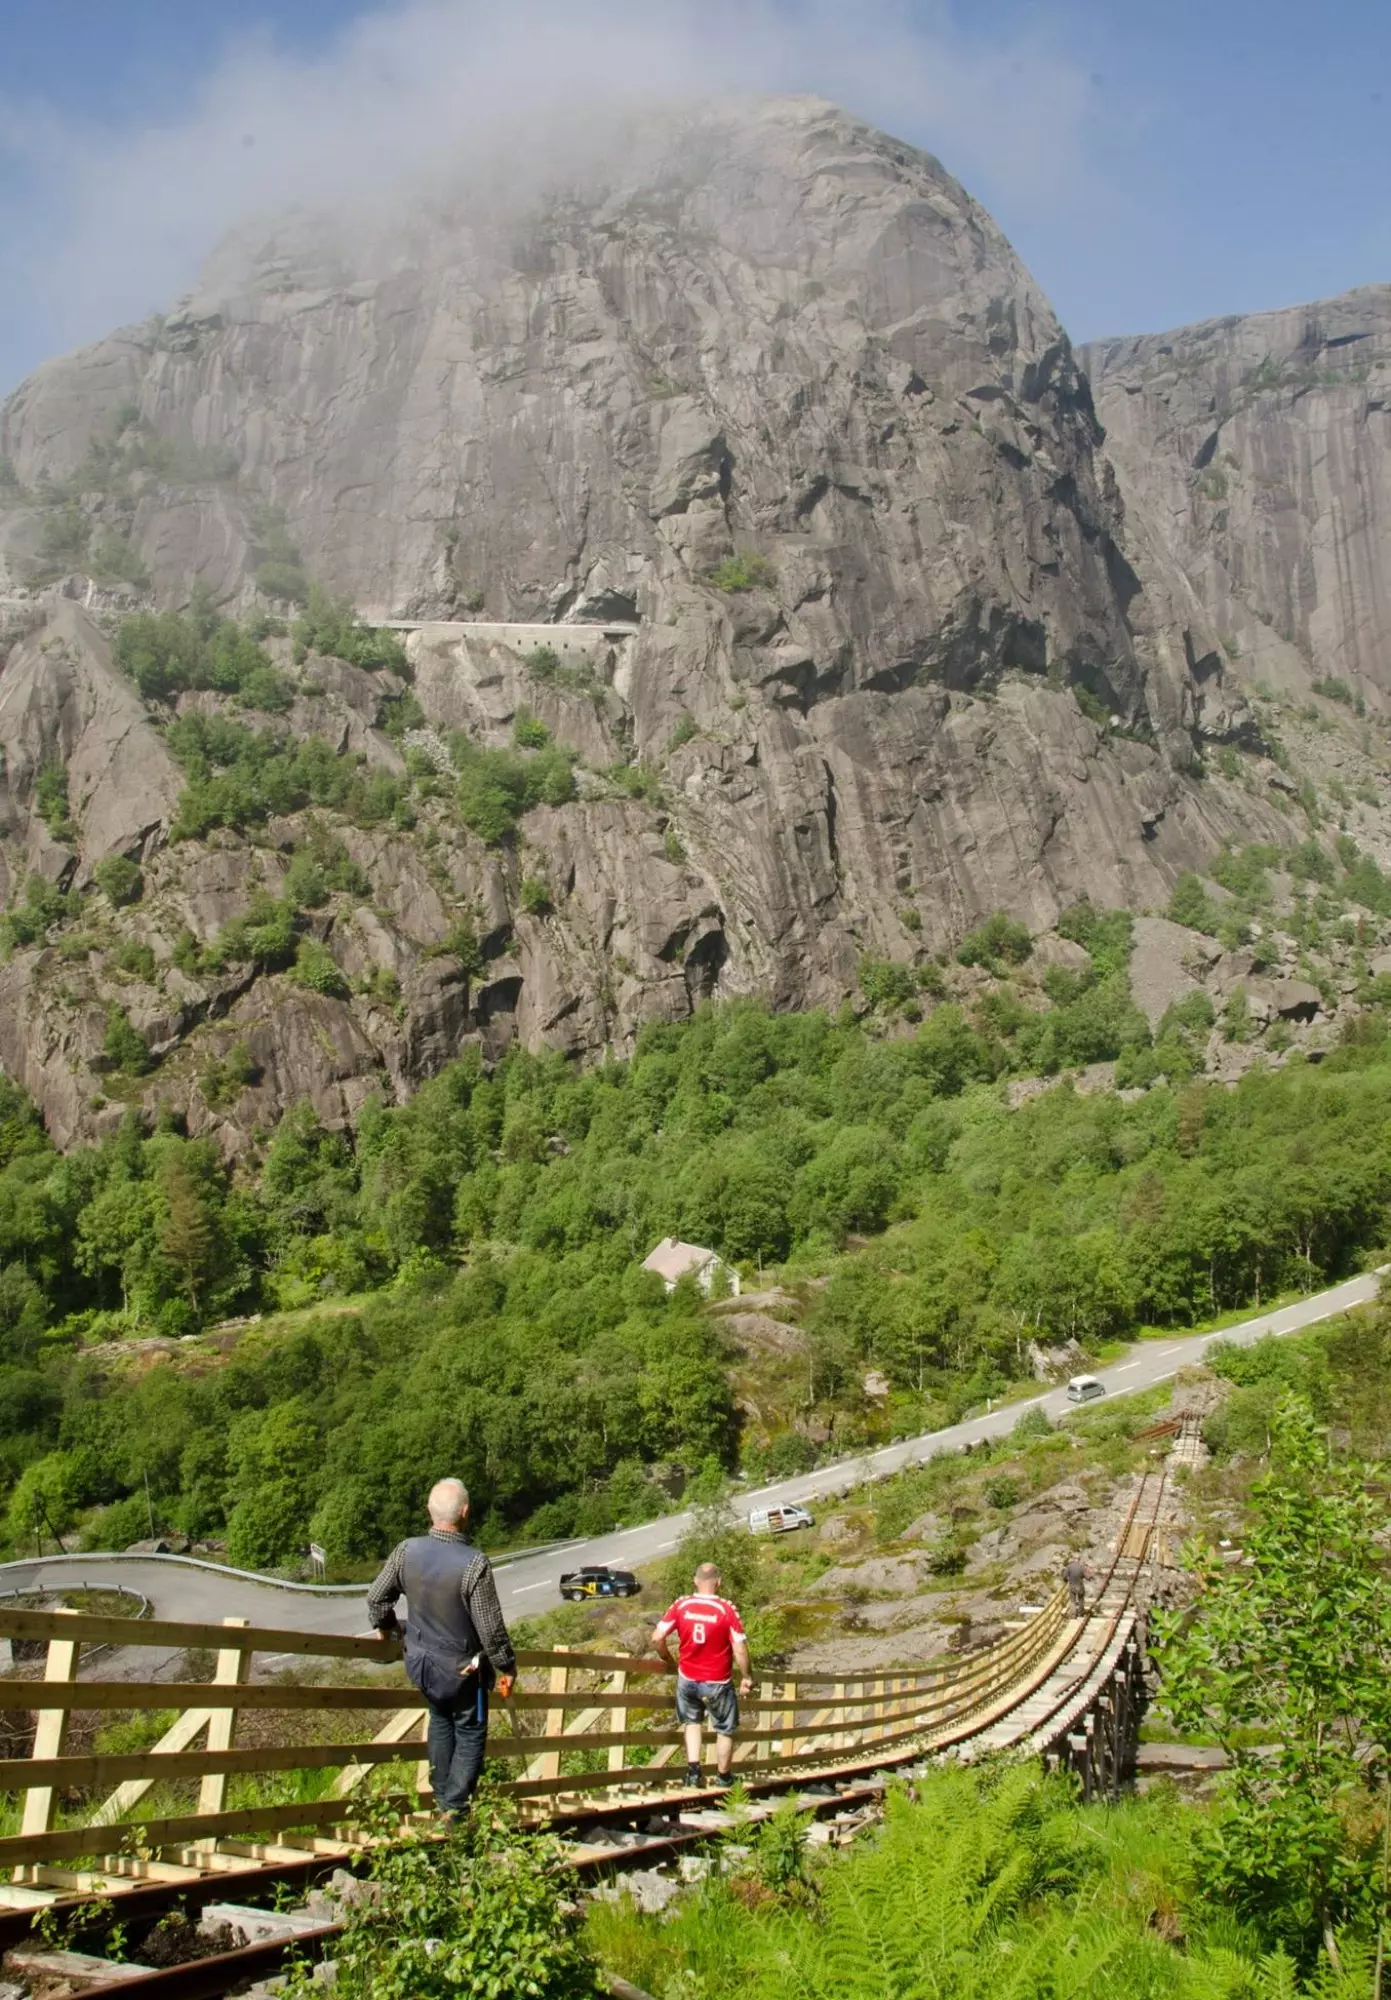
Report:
143,1469,155,1538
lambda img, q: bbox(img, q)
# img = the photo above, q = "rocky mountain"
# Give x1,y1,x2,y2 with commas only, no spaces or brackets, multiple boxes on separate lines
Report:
1084,287,1391,704
0,96,1377,1150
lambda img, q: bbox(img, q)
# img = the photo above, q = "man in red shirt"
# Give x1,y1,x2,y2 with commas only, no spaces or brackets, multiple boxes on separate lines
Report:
651,1561,753,1789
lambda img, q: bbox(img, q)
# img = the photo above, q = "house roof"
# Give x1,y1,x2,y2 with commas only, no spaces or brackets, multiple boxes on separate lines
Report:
641,1236,721,1282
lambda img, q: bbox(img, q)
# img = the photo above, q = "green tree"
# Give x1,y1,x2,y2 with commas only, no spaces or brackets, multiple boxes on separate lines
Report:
157,1149,219,1315
956,911,1032,970
92,854,144,906
1153,1394,1391,1970
102,1005,152,1076
1167,871,1218,933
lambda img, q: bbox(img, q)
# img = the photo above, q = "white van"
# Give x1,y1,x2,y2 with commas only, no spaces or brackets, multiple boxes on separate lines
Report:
749,1503,815,1536
1066,1374,1106,1404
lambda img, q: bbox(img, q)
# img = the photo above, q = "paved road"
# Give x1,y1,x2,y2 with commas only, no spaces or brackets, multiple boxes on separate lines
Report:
2,1268,1380,1642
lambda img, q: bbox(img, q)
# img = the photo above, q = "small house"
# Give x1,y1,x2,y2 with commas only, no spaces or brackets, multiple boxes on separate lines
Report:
641,1236,741,1297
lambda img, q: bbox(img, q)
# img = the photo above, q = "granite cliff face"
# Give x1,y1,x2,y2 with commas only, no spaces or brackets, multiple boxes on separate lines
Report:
1084,287,1391,704
0,98,1305,1144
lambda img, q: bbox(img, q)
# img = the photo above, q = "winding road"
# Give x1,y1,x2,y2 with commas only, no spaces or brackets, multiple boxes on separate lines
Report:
2,1269,1380,1642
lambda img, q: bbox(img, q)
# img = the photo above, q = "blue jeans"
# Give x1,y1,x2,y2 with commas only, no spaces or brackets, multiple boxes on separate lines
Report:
424,1679,489,1813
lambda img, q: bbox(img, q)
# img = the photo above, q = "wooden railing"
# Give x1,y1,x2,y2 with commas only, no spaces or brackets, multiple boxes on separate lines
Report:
0,1590,1072,1895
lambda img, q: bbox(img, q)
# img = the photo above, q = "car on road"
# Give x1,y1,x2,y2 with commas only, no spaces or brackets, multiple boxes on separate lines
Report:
749,1504,815,1536
559,1565,640,1602
1066,1374,1107,1404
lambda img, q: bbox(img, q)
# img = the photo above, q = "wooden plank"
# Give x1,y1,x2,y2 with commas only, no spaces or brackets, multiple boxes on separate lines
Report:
515,1649,669,1675
606,1672,628,1775
0,1607,396,1662
91,1708,215,1824
532,1653,570,1784
0,1681,420,1714
333,1707,427,1799
197,1620,250,1829
0,1795,410,1871
19,1617,80,1843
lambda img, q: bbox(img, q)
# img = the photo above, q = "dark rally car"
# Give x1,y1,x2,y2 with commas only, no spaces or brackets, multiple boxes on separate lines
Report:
559,1564,641,1602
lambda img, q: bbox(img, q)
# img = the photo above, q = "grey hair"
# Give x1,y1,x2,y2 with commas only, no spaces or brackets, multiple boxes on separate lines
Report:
694,1561,721,1588
427,1477,470,1524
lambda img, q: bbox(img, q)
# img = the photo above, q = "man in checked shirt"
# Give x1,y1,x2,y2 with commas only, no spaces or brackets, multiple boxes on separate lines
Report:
367,1477,516,1817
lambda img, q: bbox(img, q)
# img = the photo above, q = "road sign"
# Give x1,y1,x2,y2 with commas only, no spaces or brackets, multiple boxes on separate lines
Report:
309,1544,327,1565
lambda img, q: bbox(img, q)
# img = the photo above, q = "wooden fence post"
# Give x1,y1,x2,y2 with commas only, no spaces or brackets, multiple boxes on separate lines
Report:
607,1671,628,1775
535,1649,570,1783
195,1618,251,1833
18,1610,80,1851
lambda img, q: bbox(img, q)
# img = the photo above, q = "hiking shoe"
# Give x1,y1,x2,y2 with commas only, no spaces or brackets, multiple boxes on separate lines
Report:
682,1768,703,1789
709,1772,733,1792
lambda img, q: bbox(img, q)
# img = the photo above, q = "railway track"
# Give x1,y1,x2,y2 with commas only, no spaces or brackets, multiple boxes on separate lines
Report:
0,1446,1183,1997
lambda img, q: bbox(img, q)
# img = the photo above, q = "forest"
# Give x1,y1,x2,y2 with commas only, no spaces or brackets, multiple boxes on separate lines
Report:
1,981,1389,1568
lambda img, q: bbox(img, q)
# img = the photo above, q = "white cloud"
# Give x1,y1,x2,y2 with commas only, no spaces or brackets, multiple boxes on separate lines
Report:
0,0,1096,379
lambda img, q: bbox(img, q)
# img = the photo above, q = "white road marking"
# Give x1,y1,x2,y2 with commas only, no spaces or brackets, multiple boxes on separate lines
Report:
656,1540,677,1551
1113,1362,1141,1372
512,1580,551,1594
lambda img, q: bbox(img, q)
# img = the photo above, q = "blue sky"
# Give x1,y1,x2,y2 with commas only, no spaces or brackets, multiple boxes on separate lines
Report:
0,0,1387,393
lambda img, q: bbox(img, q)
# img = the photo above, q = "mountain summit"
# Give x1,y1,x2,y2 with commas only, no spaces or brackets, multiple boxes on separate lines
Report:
0,98,1362,1145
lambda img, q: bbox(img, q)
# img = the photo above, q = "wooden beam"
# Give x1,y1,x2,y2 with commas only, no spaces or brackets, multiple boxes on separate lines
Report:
0,1607,397,1662
606,1672,628,1775
0,1795,411,1871
19,1615,80,1845
90,1707,216,1826
333,1707,427,1799
196,1619,250,1829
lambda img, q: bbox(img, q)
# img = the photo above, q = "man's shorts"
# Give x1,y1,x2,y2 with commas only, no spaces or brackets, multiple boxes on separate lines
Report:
675,1674,739,1734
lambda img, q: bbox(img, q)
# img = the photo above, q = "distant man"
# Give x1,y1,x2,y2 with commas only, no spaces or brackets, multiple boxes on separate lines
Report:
1064,1554,1092,1617
367,1477,516,1818
651,1562,753,1790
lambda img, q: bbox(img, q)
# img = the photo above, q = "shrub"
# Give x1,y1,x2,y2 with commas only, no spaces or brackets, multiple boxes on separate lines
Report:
200,1041,257,1109
103,1005,152,1075
167,717,409,841
512,710,550,750
1166,872,1218,933
524,645,562,680
280,1812,601,2000
608,761,661,803
1287,837,1336,885
1072,683,1111,728
453,741,576,845
253,560,310,606
93,855,143,906
0,874,81,953
90,531,150,589
33,761,76,843
1311,675,1355,706
519,876,552,917
114,607,291,710
288,939,349,998
858,956,917,1012
1223,986,1252,1043
206,893,300,972
112,941,156,982
666,713,698,751
441,918,484,976
709,553,776,592
38,503,91,564
292,588,407,673
956,911,1032,970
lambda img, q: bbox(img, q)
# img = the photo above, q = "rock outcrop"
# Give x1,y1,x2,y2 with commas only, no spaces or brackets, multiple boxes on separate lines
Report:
1084,287,1391,704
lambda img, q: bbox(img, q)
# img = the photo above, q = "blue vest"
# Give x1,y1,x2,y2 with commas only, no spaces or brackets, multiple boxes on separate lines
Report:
400,1534,483,1703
